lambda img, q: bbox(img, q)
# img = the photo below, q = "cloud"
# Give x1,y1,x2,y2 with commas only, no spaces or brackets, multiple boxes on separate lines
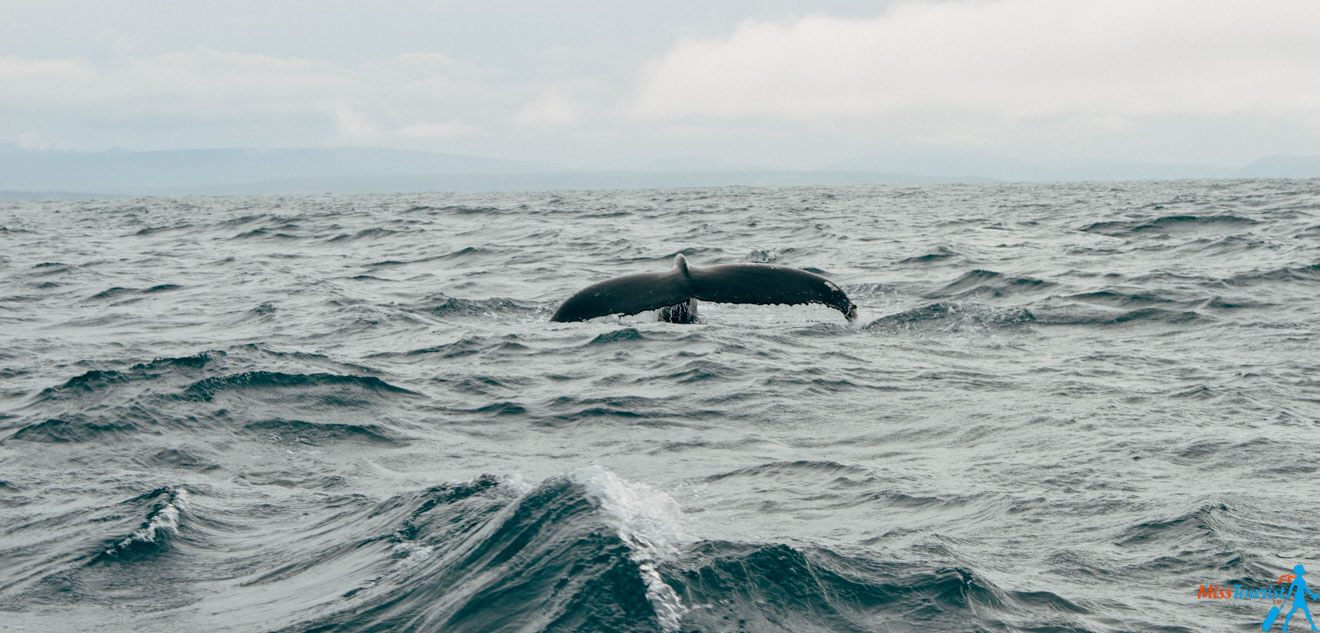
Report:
4,50,346,115
3,2,1318,165
515,89,586,128
328,106,382,144
396,120,485,140
632,0,1320,130
0,48,501,148
14,129,65,150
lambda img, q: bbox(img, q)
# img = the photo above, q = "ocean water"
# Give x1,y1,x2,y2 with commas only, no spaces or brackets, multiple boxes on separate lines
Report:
1,180,1318,633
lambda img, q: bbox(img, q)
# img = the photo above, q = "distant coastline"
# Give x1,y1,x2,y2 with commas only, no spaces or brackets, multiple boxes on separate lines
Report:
1,144,1316,198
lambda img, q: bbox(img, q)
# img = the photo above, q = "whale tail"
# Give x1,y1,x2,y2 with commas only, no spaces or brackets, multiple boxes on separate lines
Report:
551,255,855,323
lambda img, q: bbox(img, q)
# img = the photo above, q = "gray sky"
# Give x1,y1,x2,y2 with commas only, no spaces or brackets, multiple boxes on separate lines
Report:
3,0,1318,168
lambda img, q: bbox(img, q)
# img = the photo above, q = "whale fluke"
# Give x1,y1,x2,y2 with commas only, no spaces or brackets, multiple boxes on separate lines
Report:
551,255,857,323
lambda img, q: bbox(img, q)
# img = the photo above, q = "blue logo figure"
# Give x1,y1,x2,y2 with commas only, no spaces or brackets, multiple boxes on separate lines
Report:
1265,564,1320,632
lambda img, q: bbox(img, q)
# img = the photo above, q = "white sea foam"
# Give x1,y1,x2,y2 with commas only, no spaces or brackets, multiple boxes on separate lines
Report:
389,541,434,571
107,488,189,555
572,467,688,633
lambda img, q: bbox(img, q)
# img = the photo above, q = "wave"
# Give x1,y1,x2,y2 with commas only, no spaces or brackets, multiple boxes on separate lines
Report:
747,249,781,263
865,302,1036,332
7,416,140,443
428,204,504,215
230,226,300,240
1034,306,1211,326
927,269,1055,300
1081,214,1259,236
133,447,221,471
460,401,529,417
13,353,415,443
587,327,648,345
132,222,194,236
242,418,405,445
1064,289,1270,312
30,262,71,276
1066,289,1181,307
1109,500,1282,584
536,395,667,425
212,213,272,227
423,294,541,318
266,469,1099,633
250,302,278,319
4,466,1115,633
29,353,217,406
1117,502,1235,549
326,227,403,242
93,488,189,564
84,284,184,302
178,371,416,402
662,358,741,384
370,247,497,269
87,287,135,301
398,337,485,359
844,282,897,300
274,469,686,633
32,352,219,403
899,245,962,264
705,459,874,482
669,541,1080,633
265,470,1101,632
6,354,224,442
1223,262,1320,287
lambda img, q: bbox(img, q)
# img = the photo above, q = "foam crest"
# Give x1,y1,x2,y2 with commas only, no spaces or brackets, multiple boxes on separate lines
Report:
572,467,687,632
106,488,189,556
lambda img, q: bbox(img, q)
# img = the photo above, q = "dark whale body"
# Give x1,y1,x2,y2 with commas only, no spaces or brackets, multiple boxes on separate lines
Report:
551,255,857,323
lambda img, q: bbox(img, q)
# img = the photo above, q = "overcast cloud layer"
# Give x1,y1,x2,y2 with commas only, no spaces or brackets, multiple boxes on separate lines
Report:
3,0,1318,169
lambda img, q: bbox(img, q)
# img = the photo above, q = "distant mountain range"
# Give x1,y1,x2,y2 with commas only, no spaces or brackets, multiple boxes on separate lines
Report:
829,153,1320,182
0,144,1315,198
1237,155,1320,178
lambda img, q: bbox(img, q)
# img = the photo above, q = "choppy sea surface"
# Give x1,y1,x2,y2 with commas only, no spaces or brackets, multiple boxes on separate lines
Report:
2,180,1319,633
